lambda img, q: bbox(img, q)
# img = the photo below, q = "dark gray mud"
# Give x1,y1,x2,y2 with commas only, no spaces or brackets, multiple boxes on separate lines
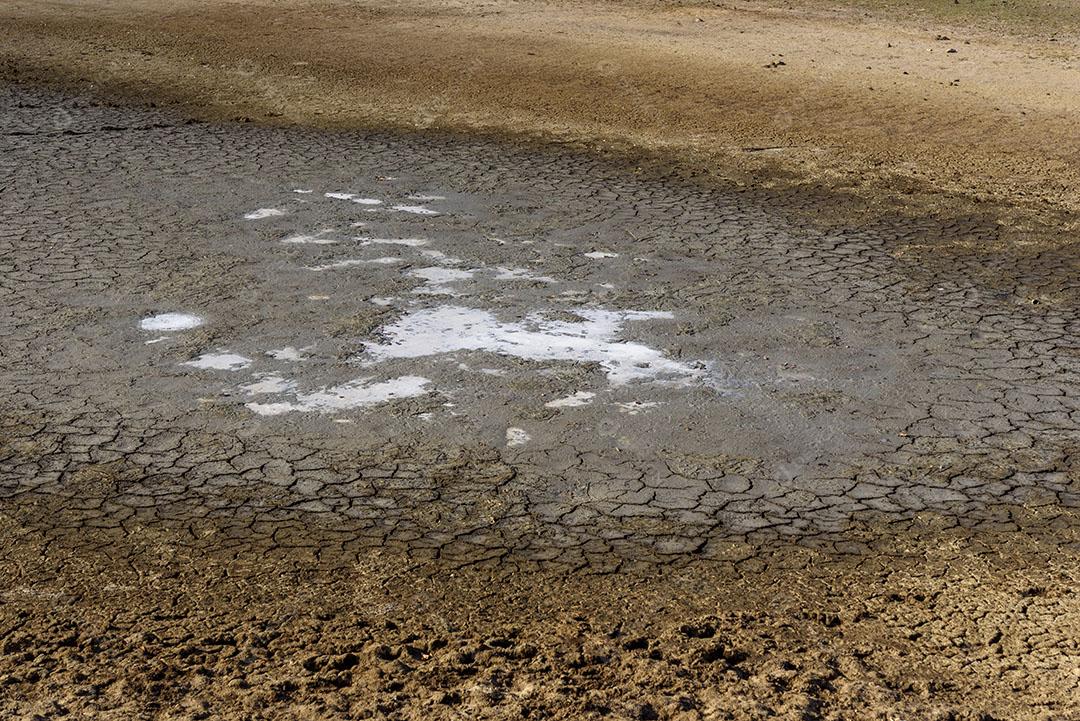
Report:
2,85,1077,566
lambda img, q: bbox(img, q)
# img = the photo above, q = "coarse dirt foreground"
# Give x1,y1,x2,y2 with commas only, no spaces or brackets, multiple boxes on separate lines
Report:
1,1,1079,719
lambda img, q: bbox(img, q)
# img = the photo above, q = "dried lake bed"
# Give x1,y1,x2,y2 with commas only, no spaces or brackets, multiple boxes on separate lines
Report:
1,85,1078,719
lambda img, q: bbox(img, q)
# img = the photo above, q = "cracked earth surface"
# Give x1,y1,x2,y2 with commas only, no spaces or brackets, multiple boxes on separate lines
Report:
1,85,1079,719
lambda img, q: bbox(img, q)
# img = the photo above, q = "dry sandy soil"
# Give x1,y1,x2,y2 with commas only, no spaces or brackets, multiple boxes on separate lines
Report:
1,1,1080,719
5,520,1079,721
1,0,1079,226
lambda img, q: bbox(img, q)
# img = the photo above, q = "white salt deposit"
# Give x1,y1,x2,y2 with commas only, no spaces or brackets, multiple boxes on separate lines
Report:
293,189,314,194
401,263,557,294
183,352,252,371
616,400,662,414
244,208,285,220
545,391,596,408
241,373,295,394
506,427,531,447
267,347,305,361
584,251,619,259
363,306,705,386
407,194,446,201
325,192,382,205
358,237,428,247
139,313,204,332
492,267,558,283
409,267,475,295
306,257,403,271
391,205,440,216
282,230,337,244
409,267,474,284
245,375,430,415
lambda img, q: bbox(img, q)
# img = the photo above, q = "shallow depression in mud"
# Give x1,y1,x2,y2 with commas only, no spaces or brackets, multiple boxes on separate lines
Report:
8,82,1076,563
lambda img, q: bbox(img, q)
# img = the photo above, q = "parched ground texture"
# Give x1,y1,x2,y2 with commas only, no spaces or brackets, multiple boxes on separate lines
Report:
0,6,1079,715
2,0,1079,223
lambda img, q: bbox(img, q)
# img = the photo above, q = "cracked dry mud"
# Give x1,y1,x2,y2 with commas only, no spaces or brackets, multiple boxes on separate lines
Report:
1,86,1079,719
